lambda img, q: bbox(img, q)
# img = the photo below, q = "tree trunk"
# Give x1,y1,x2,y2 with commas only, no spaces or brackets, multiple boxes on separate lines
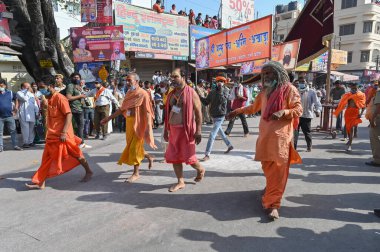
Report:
3,0,74,81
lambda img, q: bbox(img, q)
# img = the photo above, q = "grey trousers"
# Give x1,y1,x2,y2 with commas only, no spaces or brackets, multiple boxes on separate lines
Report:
369,117,380,164
20,119,35,145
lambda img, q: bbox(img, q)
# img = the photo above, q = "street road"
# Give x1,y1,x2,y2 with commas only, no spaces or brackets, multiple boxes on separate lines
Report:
0,117,379,251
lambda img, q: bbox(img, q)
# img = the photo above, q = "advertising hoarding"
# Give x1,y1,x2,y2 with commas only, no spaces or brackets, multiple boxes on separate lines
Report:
115,1,189,59
221,0,255,29
81,0,97,22
190,25,219,60
97,0,113,24
70,25,125,63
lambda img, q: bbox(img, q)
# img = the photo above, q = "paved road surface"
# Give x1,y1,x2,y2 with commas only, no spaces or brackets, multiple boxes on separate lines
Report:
1,116,379,251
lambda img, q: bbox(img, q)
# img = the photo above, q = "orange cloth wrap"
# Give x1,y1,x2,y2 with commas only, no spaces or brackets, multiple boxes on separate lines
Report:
31,93,83,186
121,87,156,149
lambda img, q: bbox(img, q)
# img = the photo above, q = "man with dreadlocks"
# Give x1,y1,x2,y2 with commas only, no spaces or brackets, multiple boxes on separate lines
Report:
227,61,303,220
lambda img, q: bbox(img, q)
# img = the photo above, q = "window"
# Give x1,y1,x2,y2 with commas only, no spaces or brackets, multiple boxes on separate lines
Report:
363,21,373,33
341,0,357,9
347,51,353,63
339,24,355,36
375,22,380,34
360,50,370,62
372,49,380,62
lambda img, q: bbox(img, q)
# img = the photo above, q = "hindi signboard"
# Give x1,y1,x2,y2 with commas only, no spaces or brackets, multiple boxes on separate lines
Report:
81,0,97,22
115,1,189,59
221,0,255,29
70,26,125,63
195,15,272,69
97,0,113,24
190,25,219,60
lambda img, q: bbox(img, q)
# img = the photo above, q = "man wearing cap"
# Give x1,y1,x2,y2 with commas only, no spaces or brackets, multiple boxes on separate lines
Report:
198,76,233,161
195,80,212,125
86,81,119,140
225,81,249,137
330,80,346,130
164,68,205,192
55,74,66,93
334,83,366,151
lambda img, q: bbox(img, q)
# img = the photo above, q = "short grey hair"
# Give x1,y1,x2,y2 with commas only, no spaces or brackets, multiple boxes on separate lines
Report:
128,72,140,82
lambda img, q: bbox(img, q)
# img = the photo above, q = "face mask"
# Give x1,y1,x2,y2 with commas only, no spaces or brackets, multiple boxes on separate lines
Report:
160,87,167,93
351,89,357,94
40,89,51,96
129,86,136,91
0,87,5,92
54,87,61,92
298,83,306,90
264,80,277,88
72,79,80,85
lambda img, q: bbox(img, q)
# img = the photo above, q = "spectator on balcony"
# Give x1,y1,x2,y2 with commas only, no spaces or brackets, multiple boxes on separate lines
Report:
189,9,196,25
210,16,219,29
170,4,177,14
153,0,164,13
195,13,203,26
203,15,210,28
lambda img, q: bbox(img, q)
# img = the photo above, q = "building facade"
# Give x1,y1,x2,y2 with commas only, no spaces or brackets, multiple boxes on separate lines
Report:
275,0,380,81
334,0,380,81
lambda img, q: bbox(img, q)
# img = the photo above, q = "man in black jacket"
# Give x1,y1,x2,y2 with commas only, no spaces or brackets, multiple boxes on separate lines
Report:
197,76,233,161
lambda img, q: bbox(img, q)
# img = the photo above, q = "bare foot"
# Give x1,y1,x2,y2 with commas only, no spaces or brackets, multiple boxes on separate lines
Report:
194,168,205,182
199,156,210,162
147,156,154,169
125,174,140,183
168,182,185,192
25,181,45,190
80,172,93,182
268,208,280,220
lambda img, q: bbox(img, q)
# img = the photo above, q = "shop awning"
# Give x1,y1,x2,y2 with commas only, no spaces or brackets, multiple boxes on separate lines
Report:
0,46,22,56
318,70,360,82
189,63,226,70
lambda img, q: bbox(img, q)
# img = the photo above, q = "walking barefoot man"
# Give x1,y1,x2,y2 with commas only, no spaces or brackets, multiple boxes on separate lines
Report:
227,61,302,220
101,73,156,183
26,77,93,189
164,68,205,192
334,83,365,152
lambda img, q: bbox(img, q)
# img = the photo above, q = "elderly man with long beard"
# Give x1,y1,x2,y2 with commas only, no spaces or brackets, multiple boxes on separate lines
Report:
227,61,303,220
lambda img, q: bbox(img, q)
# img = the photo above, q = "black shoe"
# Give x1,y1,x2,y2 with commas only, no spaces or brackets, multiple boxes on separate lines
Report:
14,146,23,151
374,209,380,218
22,144,30,149
95,135,100,139
102,135,107,140
29,143,35,147
306,147,312,152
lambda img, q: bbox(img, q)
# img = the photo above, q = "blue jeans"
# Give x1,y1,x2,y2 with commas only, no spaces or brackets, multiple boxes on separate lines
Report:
205,116,232,156
0,116,18,148
84,108,94,136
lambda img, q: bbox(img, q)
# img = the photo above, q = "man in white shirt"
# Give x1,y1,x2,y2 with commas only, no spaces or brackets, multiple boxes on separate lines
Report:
86,81,119,140
16,82,39,148
152,71,161,86
294,77,322,152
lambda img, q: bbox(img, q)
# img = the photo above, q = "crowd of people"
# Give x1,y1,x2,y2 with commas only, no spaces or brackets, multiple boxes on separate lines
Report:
152,0,220,29
1,61,379,219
